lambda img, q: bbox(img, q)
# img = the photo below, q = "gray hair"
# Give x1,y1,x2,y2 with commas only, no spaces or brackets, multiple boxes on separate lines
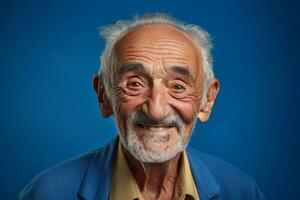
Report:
98,13,215,108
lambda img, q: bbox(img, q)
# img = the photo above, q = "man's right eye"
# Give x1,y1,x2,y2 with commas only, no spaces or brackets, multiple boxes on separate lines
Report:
126,79,144,90
128,81,142,87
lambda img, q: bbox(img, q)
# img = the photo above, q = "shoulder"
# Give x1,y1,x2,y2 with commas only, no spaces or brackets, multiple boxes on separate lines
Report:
187,147,266,200
17,149,99,200
187,147,252,183
17,137,119,200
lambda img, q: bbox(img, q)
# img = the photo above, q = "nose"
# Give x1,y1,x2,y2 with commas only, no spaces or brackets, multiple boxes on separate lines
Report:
142,81,171,120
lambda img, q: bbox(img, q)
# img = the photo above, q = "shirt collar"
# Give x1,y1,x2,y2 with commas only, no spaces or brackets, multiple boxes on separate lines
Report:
109,141,143,200
174,151,200,200
77,136,220,200
110,141,200,200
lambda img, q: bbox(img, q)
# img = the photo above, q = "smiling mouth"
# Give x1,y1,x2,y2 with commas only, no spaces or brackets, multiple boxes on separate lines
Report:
136,124,174,131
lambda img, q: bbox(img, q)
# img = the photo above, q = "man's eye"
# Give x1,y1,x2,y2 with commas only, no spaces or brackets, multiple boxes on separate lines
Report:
127,81,143,89
174,85,185,90
172,84,186,92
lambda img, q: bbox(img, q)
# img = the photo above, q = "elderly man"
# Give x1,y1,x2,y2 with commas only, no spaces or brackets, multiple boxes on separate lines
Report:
18,13,265,200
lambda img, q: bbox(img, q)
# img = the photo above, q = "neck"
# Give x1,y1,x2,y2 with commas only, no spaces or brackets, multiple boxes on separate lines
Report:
122,145,181,200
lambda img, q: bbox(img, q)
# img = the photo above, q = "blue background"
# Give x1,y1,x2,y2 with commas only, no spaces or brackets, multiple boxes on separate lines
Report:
1,0,299,199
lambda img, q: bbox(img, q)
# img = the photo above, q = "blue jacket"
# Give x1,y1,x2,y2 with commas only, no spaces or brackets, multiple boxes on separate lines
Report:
17,137,265,200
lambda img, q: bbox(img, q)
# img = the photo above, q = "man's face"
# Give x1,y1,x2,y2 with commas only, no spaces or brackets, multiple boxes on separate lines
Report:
111,25,204,163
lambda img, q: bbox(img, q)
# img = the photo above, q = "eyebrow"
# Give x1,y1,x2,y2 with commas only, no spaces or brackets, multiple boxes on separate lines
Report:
118,62,146,76
118,62,195,85
168,66,195,85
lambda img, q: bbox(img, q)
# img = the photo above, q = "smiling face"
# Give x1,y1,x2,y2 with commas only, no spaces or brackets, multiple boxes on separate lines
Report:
96,24,213,163
108,25,206,163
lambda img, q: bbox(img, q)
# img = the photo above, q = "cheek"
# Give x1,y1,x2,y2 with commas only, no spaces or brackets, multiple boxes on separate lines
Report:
115,94,146,135
174,101,197,123
117,93,146,118
171,93,201,123
170,97,200,140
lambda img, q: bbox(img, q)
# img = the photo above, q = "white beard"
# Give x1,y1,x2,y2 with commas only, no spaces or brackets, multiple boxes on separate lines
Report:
118,111,196,163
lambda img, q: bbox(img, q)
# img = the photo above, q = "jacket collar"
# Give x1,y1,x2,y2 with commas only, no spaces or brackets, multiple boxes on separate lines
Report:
77,137,220,200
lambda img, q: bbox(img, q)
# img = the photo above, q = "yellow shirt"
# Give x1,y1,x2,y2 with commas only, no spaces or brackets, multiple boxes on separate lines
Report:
109,142,200,200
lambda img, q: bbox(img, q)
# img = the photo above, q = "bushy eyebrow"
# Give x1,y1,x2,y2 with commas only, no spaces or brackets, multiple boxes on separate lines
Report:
118,62,146,76
118,62,195,85
168,66,195,85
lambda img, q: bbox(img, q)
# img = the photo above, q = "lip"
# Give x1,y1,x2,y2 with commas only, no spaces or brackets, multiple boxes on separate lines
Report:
135,124,177,133
137,123,172,129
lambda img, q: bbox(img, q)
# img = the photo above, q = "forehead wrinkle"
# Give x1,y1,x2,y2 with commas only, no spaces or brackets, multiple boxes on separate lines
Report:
124,46,189,57
163,60,191,66
149,41,190,53
116,26,198,51
124,49,186,56
123,36,192,55
114,24,202,82
126,45,184,50
122,54,157,64
141,45,186,54
122,48,191,63
159,55,190,61
128,53,191,61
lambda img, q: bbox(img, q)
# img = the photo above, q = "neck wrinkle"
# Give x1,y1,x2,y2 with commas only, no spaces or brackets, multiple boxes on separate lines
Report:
121,145,181,197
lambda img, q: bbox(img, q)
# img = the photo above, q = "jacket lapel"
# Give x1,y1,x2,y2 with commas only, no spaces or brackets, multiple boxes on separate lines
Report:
187,148,220,200
77,137,220,200
77,137,118,200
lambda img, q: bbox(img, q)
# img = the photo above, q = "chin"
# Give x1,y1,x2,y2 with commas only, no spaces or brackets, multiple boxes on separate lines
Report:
119,127,187,163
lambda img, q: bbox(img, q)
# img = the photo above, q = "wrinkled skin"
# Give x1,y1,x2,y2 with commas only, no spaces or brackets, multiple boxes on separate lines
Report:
94,24,220,200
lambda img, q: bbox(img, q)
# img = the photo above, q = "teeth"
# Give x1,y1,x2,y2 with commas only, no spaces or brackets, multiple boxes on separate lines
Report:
145,126,167,131
136,124,172,131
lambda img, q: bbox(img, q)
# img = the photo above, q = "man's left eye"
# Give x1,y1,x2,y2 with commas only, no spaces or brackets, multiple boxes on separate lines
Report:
174,84,185,90
171,84,186,92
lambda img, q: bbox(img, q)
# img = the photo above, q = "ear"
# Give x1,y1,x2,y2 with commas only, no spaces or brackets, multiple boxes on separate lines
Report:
93,74,113,118
197,78,220,123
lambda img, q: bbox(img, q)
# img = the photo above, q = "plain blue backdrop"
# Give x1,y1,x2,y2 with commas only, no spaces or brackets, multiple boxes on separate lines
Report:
1,0,299,199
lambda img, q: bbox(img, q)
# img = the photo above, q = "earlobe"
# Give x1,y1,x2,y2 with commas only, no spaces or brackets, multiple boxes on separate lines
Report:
93,74,113,118
197,78,220,123
101,94,113,118
93,75,100,93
